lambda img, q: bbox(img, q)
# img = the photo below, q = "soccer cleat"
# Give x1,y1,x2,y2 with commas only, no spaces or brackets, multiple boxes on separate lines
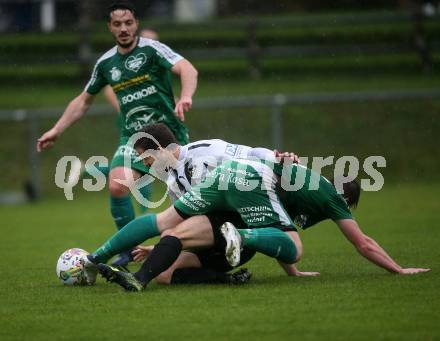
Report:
110,249,134,271
80,255,98,285
97,263,144,292
228,268,252,285
220,222,242,267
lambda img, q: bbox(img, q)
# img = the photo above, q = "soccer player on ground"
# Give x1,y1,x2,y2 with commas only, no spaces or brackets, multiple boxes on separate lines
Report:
36,1,198,268
131,124,306,285
82,133,429,291
80,124,309,288
78,126,318,289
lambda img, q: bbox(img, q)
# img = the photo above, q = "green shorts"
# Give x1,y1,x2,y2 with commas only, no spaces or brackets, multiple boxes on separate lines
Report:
174,160,295,231
110,135,149,174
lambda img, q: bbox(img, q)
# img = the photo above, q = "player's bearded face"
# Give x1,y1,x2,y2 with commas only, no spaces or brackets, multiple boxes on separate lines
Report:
136,147,176,182
108,10,139,49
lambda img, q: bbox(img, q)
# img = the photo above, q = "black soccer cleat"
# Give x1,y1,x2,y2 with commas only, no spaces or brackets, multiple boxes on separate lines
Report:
228,268,252,285
110,249,134,271
97,263,144,292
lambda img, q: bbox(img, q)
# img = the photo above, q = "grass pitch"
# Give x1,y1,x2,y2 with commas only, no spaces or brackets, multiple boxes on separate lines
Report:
0,183,439,341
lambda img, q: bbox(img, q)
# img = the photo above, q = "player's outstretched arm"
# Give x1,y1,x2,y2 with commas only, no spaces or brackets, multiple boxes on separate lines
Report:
336,219,430,275
36,92,95,152
171,59,198,121
277,261,320,277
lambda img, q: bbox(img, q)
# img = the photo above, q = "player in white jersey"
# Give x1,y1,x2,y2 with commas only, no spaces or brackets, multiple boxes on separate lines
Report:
164,139,277,202
131,124,296,205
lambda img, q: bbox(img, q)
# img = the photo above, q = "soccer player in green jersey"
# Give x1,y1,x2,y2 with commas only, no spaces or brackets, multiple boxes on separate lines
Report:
36,1,198,267
83,144,429,291
82,28,160,212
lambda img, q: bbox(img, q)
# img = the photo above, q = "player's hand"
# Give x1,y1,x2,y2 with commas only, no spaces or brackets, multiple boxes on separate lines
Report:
36,128,60,152
292,271,320,277
274,149,301,164
399,268,431,275
174,96,192,122
132,245,154,262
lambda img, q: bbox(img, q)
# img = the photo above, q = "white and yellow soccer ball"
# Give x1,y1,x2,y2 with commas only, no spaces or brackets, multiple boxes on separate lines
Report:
56,248,89,285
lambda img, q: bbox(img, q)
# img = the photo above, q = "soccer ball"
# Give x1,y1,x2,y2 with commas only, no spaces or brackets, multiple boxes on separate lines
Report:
56,248,89,285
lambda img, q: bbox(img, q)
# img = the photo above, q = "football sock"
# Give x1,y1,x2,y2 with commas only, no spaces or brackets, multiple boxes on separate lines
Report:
134,236,182,286
170,267,230,284
237,228,297,264
137,182,152,214
110,195,135,230
89,214,159,264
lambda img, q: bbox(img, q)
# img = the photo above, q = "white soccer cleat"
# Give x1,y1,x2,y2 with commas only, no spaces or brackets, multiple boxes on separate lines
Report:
220,222,242,267
80,255,98,285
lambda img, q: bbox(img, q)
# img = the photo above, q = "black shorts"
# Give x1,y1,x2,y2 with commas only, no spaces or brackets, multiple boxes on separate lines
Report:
192,211,256,272
195,247,256,273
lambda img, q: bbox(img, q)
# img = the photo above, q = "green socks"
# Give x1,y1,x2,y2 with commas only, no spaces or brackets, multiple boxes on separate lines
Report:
90,214,159,264
237,228,297,264
110,195,135,230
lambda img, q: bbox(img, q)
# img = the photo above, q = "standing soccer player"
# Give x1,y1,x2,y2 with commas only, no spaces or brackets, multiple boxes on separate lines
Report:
36,1,198,267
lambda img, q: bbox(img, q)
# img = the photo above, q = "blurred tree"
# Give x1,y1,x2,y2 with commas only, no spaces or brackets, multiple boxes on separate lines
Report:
217,0,404,15
409,0,433,73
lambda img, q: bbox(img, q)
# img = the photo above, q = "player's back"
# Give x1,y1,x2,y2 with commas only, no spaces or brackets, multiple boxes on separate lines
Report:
275,163,352,229
173,139,250,187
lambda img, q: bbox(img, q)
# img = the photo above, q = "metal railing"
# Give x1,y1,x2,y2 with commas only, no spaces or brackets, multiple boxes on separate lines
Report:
1,87,440,203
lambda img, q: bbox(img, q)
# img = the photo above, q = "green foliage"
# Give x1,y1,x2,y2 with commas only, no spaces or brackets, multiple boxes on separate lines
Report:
1,11,439,84
0,184,438,340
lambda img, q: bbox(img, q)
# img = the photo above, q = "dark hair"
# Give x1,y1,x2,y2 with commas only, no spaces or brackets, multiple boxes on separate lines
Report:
134,123,178,151
108,1,137,21
331,178,361,209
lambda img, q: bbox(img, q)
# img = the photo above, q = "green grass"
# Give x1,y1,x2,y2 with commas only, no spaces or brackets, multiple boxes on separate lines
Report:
0,183,438,340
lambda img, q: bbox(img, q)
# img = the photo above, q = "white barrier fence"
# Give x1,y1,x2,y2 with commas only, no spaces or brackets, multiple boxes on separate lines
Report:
1,88,439,203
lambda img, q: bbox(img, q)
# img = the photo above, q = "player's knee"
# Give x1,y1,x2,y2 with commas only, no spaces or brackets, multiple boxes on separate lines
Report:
108,180,130,196
161,228,182,240
290,234,303,262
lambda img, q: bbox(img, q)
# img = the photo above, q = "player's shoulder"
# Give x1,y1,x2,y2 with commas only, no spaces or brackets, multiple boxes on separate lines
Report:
94,46,118,67
317,175,339,197
319,176,351,213
183,139,225,159
137,37,166,54
186,139,222,150
138,37,183,63
138,37,156,48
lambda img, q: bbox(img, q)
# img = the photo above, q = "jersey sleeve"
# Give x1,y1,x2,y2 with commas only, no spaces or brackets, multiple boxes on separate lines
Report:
150,40,184,69
327,192,353,221
84,62,108,95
